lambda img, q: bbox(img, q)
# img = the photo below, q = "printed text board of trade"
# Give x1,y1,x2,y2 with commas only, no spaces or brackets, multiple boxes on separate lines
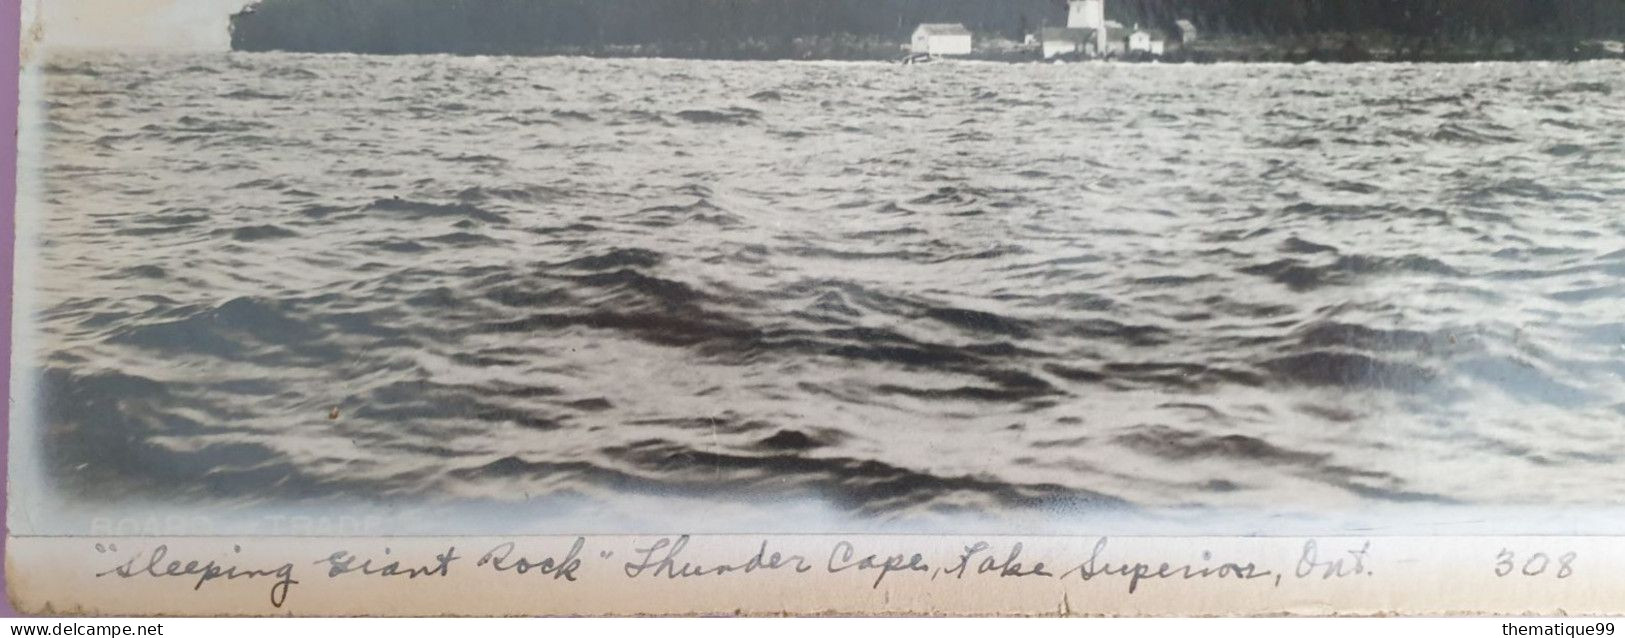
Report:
7,536,1624,616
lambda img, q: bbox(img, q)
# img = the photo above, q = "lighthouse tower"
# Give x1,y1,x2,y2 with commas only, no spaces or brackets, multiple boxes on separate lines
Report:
1067,0,1107,53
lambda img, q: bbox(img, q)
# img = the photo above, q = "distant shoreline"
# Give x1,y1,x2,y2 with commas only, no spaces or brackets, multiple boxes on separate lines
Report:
215,47,1625,65
226,36,1625,65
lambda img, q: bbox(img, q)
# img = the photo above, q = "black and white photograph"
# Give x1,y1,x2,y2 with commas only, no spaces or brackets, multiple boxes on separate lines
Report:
7,0,1625,589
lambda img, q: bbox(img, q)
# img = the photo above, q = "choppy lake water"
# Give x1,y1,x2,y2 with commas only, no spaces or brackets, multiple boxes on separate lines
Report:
21,52,1625,523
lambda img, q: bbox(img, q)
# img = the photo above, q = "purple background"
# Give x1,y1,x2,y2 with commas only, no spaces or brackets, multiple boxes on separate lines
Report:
3,0,23,619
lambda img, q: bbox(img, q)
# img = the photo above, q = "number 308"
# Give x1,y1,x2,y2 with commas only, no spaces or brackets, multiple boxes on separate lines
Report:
1494,549,1576,578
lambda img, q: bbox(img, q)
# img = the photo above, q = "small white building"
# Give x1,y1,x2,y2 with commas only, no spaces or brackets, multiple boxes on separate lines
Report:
1128,28,1166,56
1103,22,1129,56
911,23,973,57
1175,19,1198,44
1041,27,1096,59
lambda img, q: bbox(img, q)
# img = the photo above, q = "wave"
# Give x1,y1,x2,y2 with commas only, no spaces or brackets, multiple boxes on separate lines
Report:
674,107,762,125
364,197,510,224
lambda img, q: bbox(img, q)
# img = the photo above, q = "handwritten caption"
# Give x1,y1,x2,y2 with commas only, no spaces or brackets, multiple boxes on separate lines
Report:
88,537,1576,610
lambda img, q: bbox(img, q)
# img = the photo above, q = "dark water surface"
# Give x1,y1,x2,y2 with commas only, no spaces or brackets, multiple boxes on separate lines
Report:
23,52,1625,521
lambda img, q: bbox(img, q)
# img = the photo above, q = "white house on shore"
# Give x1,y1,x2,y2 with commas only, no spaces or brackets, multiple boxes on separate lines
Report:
1175,19,1199,44
1128,27,1167,55
911,23,973,56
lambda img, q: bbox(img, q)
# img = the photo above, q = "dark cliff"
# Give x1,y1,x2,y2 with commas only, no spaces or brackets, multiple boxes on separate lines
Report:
229,0,1625,60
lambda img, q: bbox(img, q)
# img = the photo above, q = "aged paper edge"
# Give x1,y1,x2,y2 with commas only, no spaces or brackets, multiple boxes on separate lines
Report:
7,534,1624,617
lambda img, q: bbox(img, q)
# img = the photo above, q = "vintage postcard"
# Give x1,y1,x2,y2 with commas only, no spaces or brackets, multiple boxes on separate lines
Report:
5,0,1625,617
